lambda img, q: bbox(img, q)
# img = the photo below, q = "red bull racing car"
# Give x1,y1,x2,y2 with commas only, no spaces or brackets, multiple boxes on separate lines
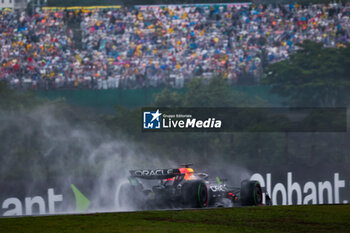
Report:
118,164,271,209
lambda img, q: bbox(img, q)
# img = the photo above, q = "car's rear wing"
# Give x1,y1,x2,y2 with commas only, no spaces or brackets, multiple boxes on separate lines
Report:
129,169,182,179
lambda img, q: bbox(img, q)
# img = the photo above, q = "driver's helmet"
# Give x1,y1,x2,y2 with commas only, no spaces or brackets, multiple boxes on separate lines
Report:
179,167,194,180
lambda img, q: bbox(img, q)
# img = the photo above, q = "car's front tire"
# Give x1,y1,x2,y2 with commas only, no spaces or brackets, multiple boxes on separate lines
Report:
240,180,263,206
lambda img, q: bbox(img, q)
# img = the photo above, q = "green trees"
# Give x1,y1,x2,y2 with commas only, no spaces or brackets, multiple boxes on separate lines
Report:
154,76,266,108
262,41,350,107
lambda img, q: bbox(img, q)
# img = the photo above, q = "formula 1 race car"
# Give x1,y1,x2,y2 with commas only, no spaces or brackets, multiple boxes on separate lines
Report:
117,164,271,209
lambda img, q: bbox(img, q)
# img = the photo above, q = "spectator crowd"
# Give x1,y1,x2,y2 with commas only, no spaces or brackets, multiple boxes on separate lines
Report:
0,3,349,89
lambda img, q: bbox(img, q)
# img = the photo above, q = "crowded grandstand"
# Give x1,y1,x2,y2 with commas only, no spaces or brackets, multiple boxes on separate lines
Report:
0,2,349,89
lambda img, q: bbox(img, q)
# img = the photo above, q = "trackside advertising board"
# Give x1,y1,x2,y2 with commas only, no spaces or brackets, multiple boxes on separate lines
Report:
1,168,349,216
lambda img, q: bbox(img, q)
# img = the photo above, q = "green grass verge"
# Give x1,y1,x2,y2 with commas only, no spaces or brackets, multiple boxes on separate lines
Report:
1,205,350,233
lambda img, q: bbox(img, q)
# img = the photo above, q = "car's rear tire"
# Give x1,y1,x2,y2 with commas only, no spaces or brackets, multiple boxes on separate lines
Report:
182,180,209,208
240,180,263,206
